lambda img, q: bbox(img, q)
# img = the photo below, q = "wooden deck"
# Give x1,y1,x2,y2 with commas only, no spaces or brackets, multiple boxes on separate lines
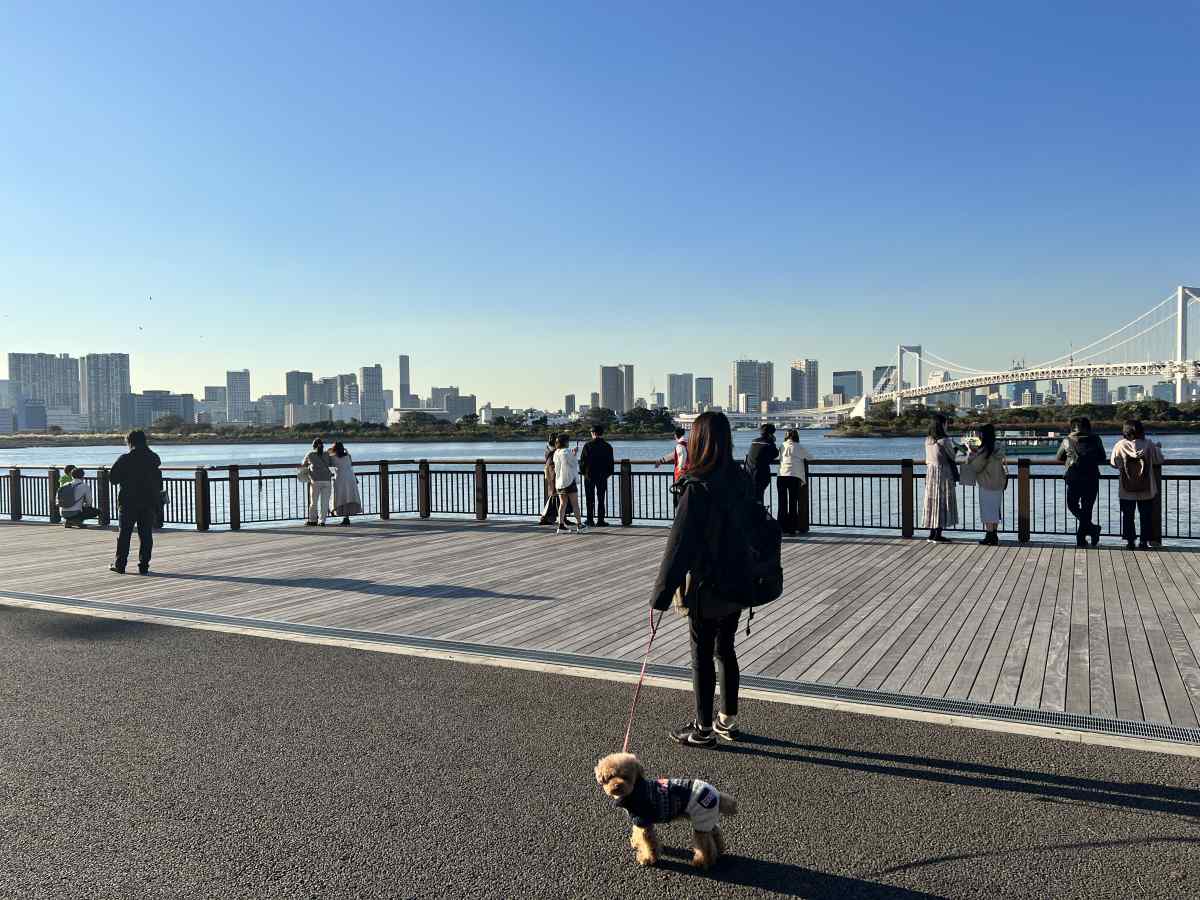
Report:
3,519,1200,730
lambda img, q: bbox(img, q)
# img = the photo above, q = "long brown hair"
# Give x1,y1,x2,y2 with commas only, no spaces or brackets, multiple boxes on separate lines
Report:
686,411,733,477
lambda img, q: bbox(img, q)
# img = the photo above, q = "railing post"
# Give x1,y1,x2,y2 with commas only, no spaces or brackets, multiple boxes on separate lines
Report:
798,461,810,534
378,461,390,520
8,468,21,521
228,464,240,531
619,459,633,526
475,459,487,521
900,459,913,538
48,466,61,524
418,460,431,519
1152,462,1164,546
97,467,111,527
1017,458,1031,543
195,467,210,532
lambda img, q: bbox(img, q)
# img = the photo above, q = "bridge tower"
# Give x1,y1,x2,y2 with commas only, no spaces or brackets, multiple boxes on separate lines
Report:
1177,285,1190,404
895,345,923,414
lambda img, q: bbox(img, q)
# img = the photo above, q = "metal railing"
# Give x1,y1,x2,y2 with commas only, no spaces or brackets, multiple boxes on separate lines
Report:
3,458,1197,543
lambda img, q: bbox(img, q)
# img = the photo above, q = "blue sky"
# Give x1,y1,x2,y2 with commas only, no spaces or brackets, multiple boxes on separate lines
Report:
1,1,1197,407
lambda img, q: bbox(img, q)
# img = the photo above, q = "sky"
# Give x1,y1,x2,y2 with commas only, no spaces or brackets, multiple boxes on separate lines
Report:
1,1,1197,408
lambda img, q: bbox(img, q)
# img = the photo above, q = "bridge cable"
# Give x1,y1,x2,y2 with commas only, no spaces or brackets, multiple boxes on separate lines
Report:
1029,291,1176,369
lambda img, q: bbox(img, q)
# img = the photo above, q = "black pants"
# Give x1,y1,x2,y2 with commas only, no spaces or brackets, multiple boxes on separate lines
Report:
585,477,608,524
689,612,740,728
1066,480,1099,539
115,505,154,570
777,475,802,533
1120,498,1154,544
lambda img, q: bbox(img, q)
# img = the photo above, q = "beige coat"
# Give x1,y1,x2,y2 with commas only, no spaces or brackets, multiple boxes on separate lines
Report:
966,449,1008,491
1110,438,1163,500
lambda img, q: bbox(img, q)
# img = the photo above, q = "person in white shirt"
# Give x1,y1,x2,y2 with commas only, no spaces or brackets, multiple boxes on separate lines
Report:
553,433,585,534
776,429,812,534
61,469,97,528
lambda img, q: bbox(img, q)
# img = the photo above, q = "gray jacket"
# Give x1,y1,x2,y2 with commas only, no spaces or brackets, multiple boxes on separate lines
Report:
304,450,333,482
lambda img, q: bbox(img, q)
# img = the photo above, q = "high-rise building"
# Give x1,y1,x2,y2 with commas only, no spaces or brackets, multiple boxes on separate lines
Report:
759,363,775,405
305,378,337,406
695,377,714,410
204,385,227,403
564,394,576,415
254,394,287,426
445,393,478,421
668,373,694,412
429,385,459,410
651,392,665,409
1067,378,1109,405
832,370,864,400
80,353,130,431
285,371,313,408
129,390,196,428
382,389,394,411
225,370,252,423
600,366,625,413
871,365,897,393
358,364,386,423
619,364,635,414
1151,381,1174,402
789,359,819,409
7,352,80,414
335,373,359,404
397,355,420,408
730,360,765,413
590,391,600,410
1006,374,1037,405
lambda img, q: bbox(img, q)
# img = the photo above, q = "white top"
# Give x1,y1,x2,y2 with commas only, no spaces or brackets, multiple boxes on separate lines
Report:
778,439,812,481
553,447,579,490
61,479,92,513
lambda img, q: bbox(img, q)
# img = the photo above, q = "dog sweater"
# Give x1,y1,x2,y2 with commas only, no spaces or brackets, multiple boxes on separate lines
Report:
616,776,721,832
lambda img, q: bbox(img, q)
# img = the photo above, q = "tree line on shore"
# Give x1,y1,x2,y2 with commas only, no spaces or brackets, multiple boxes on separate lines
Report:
836,398,1200,435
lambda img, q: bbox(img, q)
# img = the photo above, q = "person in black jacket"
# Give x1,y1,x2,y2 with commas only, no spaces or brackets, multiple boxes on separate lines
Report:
651,411,749,749
579,425,615,527
744,423,778,503
108,430,163,574
1056,416,1107,548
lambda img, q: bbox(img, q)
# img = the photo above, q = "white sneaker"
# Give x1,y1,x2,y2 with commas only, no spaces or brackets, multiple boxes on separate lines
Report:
713,713,739,741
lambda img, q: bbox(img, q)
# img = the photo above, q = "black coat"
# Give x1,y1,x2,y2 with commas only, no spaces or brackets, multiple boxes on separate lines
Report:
1056,432,1106,485
745,436,778,492
650,463,750,621
579,437,615,480
109,446,163,509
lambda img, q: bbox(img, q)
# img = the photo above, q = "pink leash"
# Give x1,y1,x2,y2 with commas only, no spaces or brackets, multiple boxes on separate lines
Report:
621,608,665,753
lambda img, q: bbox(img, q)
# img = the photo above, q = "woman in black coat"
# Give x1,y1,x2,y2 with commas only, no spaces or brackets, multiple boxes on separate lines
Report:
651,411,749,748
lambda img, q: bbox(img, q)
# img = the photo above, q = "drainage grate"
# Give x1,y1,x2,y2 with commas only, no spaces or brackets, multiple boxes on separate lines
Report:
6,589,1200,747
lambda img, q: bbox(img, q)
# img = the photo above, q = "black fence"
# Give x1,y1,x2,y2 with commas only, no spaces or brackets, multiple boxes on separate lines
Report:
3,458,1197,543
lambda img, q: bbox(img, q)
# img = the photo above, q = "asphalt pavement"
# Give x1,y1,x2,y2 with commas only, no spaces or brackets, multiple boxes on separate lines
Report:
1,604,1198,899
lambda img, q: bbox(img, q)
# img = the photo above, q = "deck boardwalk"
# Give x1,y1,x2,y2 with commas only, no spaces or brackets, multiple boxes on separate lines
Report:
3,518,1200,730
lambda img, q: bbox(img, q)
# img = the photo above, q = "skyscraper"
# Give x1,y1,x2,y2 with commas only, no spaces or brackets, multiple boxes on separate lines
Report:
667,373,694,412
789,359,819,409
590,391,600,409
80,353,130,431
398,354,419,407
758,363,774,406
225,370,252,423
7,352,80,414
871,365,897,393
382,389,394,411
730,360,765,413
619,364,635,414
564,394,576,415
695,377,714,410
358,364,386,423
335,373,359,404
285,371,313,408
600,366,624,413
1067,378,1109,405
832,370,864,400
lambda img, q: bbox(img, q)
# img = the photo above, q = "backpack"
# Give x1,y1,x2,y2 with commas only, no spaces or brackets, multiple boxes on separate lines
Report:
1119,453,1152,494
56,483,78,508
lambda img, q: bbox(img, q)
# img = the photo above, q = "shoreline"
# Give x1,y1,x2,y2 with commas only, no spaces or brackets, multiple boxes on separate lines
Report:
831,427,1200,438
0,432,677,450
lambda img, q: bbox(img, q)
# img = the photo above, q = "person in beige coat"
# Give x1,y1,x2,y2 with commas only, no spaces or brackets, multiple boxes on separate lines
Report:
965,423,1007,546
1110,419,1164,550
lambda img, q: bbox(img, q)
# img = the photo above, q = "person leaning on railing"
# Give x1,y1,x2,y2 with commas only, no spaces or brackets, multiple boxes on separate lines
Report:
302,438,333,527
776,429,811,535
964,423,1006,546
1110,419,1163,551
1056,416,1106,548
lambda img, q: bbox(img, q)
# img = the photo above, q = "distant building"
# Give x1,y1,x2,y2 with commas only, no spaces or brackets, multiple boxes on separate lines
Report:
358,364,386,423
286,403,330,427
634,397,648,410
600,366,624,413
445,393,478,421
1067,378,1109,405
330,403,362,423
388,407,455,426
285,371,313,408
46,409,90,432
871,365,897,393
429,386,459,410
255,394,287,426
832,370,863,400
0,408,14,433
7,352,80,415
398,354,420,407
1128,384,1145,399
225,370,252,423
619,364,635,414
335,373,359,405
305,377,337,406
204,385,227,403
80,353,130,431
479,404,515,425
651,392,665,409
589,391,600,410
730,360,768,413
129,390,196,428
789,359,819,409
21,400,47,430
695,377,714,411
1151,381,1175,402
564,394,576,415
382,389,394,411
668,373,694,412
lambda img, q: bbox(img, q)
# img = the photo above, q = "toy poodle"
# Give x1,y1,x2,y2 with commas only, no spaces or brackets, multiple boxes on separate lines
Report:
594,751,737,869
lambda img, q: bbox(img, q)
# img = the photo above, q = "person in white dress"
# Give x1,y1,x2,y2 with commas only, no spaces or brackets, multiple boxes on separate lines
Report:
328,442,363,526
923,414,959,542
965,423,1007,546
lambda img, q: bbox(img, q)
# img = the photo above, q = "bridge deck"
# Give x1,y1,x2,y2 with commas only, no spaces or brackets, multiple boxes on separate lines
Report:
2,520,1200,734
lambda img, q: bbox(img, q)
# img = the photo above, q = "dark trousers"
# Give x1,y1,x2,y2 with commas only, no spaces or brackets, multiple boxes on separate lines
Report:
115,505,154,570
585,477,608,524
1066,480,1099,539
777,475,802,533
689,612,740,728
1120,498,1154,544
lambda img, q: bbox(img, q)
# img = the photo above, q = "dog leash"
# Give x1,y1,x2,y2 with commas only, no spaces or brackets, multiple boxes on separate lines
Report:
621,607,664,754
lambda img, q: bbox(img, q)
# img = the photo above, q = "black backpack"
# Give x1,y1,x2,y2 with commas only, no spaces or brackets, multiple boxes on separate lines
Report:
56,483,78,508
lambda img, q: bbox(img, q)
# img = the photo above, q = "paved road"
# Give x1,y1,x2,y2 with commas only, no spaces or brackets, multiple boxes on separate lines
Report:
1,605,1198,899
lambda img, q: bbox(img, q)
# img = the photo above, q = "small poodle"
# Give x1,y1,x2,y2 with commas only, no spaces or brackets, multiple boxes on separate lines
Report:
594,751,738,869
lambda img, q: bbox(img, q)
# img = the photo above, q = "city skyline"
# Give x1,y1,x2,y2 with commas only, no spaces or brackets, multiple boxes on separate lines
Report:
2,7,1195,409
